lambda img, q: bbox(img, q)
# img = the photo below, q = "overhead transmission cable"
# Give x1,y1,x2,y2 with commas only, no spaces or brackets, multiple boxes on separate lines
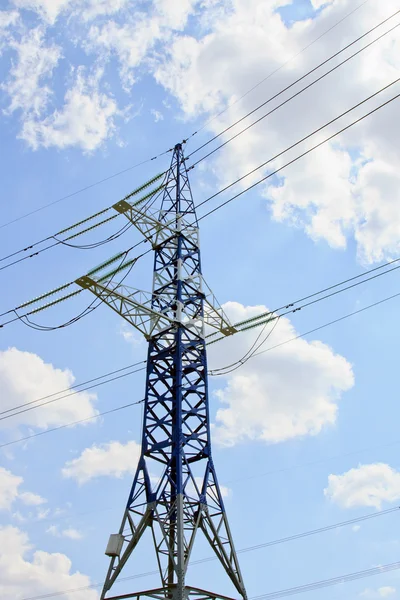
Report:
0,399,145,451
2,12,397,275
0,1,368,233
191,0,370,135
250,562,400,600
0,147,174,230
208,258,400,349
192,75,400,219
195,87,400,231
187,8,400,164
0,364,146,423
1,82,400,332
0,276,400,432
18,508,400,600
0,172,168,273
0,360,146,417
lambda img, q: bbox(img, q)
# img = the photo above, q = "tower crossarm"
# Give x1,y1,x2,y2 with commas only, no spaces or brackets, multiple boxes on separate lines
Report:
75,276,175,340
113,200,177,248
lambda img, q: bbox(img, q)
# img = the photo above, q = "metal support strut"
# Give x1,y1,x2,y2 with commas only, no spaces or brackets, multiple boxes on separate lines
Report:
92,144,247,600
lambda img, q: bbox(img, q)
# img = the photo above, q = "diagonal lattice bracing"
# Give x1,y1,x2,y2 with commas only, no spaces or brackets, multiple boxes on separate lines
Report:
78,144,247,600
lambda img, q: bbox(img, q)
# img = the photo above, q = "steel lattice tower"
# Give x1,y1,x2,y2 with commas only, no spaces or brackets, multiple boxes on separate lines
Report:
77,144,247,600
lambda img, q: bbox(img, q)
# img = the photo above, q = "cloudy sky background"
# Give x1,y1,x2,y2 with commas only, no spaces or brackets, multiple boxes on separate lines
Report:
1,0,400,598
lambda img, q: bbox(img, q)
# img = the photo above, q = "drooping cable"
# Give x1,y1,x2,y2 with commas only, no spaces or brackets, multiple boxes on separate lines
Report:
187,9,400,164
0,364,146,423
0,398,145,451
0,173,168,273
0,148,174,230
19,507,400,600
189,0,371,137
0,2,369,234
192,76,400,221
1,84,399,332
0,360,146,417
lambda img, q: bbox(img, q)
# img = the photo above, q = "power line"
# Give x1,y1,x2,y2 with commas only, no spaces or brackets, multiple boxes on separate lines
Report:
0,365,146,423
252,290,400,360
250,561,400,600
0,360,145,417
196,88,400,225
2,81,399,332
4,287,400,448
0,173,167,273
0,149,173,230
190,0,370,136
188,8,400,163
0,398,144,450
207,258,400,348
19,507,399,600
193,76,400,220
0,2,368,234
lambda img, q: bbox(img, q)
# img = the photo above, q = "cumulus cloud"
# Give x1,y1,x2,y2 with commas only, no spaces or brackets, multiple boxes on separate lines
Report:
21,67,120,151
0,467,46,511
0,468,23,510
0,526,96,600
361,588,397,599
12,0,72,24
12,0,130,24
209,302,353,446
46,525,83,540
0,10,19,54
0,347,98,431
2,26,61,117
2,25,121,151
324,463,400,509
152,0,400,263
85,0,200,89
18,492,47,506
62,440,141,484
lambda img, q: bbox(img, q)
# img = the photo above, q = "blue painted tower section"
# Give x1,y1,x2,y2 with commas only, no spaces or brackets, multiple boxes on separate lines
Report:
101,144,247,600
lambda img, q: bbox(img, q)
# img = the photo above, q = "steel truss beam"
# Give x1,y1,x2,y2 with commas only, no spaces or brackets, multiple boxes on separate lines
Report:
105,586,238,600
79,144,247,600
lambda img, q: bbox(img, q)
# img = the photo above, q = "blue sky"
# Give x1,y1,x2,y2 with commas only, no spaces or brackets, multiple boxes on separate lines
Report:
1,0,400,599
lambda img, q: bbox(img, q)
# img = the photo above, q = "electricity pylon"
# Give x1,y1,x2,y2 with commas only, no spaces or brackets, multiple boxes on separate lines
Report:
76,144,247,600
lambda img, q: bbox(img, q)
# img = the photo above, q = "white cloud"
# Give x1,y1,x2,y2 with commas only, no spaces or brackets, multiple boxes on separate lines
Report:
119,322,143,346
0,10,19,54
0,468,22,510
325,463,400,509
361,587,396,598
47,525,83,540
0,10,19,29
2,26,61,117
352,524,361,533
0,467,47,512
22,67,120,151
79,0,130,22
12,0,129,24
152,0,400,264
62,440,141,484
2,26,121,151
19,492,47,506
0,347,98,431
85,0,199,89
12,0,71,24
209,302,353,446
36,508,51,520
310,0,332,9
151,109,164,122
0,526,96,600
